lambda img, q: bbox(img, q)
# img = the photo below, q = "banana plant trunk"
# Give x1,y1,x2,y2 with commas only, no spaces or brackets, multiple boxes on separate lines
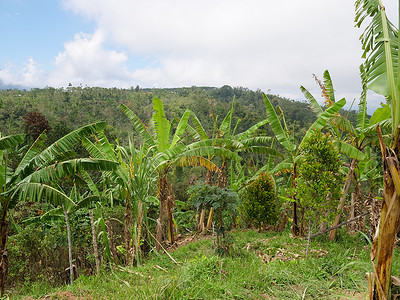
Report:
372,127,400,299
0,201,9,296
124,196,133,266
329,158,357,240
89,209,101,276
156,170,174,251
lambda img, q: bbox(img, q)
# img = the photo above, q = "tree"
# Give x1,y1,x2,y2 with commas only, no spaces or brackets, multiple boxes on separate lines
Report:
0,123,116,295
240,172,278,231
355,1,400,298
22,111,50,141
121,99,238,250
263,93,346,235
294,130,344,229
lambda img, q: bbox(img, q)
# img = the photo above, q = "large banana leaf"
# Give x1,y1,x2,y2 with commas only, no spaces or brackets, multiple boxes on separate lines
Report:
0,134,24,150
219,102,234,137
370,103,391,125
323,70,336,103
300,86,323,117
20,158,118,184
234,119,268,141
334,141,366,161
33,122,106,167
263,94,296,152
152,97,171,152
171,109,191,147
15,182,76,208
356,0,399,131
299,98,346,149
189,111,208,141
120,103,155,148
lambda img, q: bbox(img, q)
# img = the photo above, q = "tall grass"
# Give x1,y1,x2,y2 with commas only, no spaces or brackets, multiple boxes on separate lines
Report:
11,229,397,299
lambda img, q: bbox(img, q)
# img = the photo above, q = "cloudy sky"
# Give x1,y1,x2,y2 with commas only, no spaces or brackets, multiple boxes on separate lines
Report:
0,0,398,112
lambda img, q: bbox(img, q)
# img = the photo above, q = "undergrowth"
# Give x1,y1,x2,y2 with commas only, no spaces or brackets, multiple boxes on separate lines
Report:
10,229,395,299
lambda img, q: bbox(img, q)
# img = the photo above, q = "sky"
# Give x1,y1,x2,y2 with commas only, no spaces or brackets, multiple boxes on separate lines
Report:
0,0,398,113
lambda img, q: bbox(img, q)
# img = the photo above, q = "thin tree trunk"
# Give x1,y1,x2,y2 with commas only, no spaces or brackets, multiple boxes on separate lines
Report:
329,158,357,240
291,164,300,236
89,209,100,276
124,195,133,266
63,204,74,285
349,193,356,232
205,208,214,231
166,183,175,245
0,204,9,296
372,126,400,299
197,208,205,232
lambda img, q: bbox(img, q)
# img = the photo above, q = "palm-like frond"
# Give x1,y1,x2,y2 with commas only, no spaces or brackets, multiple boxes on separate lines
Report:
0,134,24,150
355,0,399,131
171,109,191,147
323,70,336,103
299,98,346,149
334,141,366,161
263,94,296,152
21,158,117,184
152,97,171,151
120,103,155,148
33,122,106,167
300,86,323,117
189,111,208,141
16,182,76,208
234,119,268,141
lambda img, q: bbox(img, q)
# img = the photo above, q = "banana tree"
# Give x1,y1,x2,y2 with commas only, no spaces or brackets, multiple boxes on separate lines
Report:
121,99,239,250
263,93,346,235
82,132,157,265
0,122,116,295
355,0,400,298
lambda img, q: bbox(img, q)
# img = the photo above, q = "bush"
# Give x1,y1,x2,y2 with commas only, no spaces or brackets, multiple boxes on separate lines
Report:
239,172,278,230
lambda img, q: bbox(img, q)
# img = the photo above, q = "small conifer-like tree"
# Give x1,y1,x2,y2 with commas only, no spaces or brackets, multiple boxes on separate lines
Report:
240,172,278,231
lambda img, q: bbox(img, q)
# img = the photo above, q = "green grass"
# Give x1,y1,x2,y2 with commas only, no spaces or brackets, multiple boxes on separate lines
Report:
10,229,395,299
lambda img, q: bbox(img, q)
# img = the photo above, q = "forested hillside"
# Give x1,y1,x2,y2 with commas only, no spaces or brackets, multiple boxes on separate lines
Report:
0,85,341,143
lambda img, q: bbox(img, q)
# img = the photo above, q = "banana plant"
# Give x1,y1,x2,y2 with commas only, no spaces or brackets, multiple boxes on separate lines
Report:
121,98,239,250
263,93,346,236
355,0,400,298
0,122,116,295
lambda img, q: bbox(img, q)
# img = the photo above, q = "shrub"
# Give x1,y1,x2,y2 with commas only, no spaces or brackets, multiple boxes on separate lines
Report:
239,172,278,230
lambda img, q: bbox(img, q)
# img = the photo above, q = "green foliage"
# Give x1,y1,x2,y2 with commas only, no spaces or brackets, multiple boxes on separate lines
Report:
239,172,278,230
13,229,381,299
187,182,240,227
295,130,344,226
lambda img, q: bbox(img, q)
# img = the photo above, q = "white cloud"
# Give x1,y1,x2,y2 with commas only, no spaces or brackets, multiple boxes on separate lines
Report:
49,30,134,87
0,57,43,87
3,0,399,113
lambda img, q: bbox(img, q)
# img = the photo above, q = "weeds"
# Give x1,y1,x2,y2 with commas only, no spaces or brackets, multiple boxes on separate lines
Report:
11,229,395,299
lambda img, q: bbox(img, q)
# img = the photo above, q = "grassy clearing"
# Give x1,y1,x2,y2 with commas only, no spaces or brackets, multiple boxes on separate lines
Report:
11,229,397,299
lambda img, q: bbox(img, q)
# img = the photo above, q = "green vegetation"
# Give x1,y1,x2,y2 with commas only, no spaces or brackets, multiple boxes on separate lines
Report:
2,1,400,299
10,229,388,299
239,172,278,231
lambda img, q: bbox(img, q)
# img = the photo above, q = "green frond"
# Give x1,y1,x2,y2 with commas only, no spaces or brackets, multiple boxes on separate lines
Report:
299,98,346,149
263,94,296,152
152,97,171,151
300,86,323,117
234,119,269,141
323,70,336,103
0,134,24,150
22,158,118,184
334,141,366,161
171,109,191,147
120,103,155,148
34,122,106,167
16,182,76,208
189,111,209,140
